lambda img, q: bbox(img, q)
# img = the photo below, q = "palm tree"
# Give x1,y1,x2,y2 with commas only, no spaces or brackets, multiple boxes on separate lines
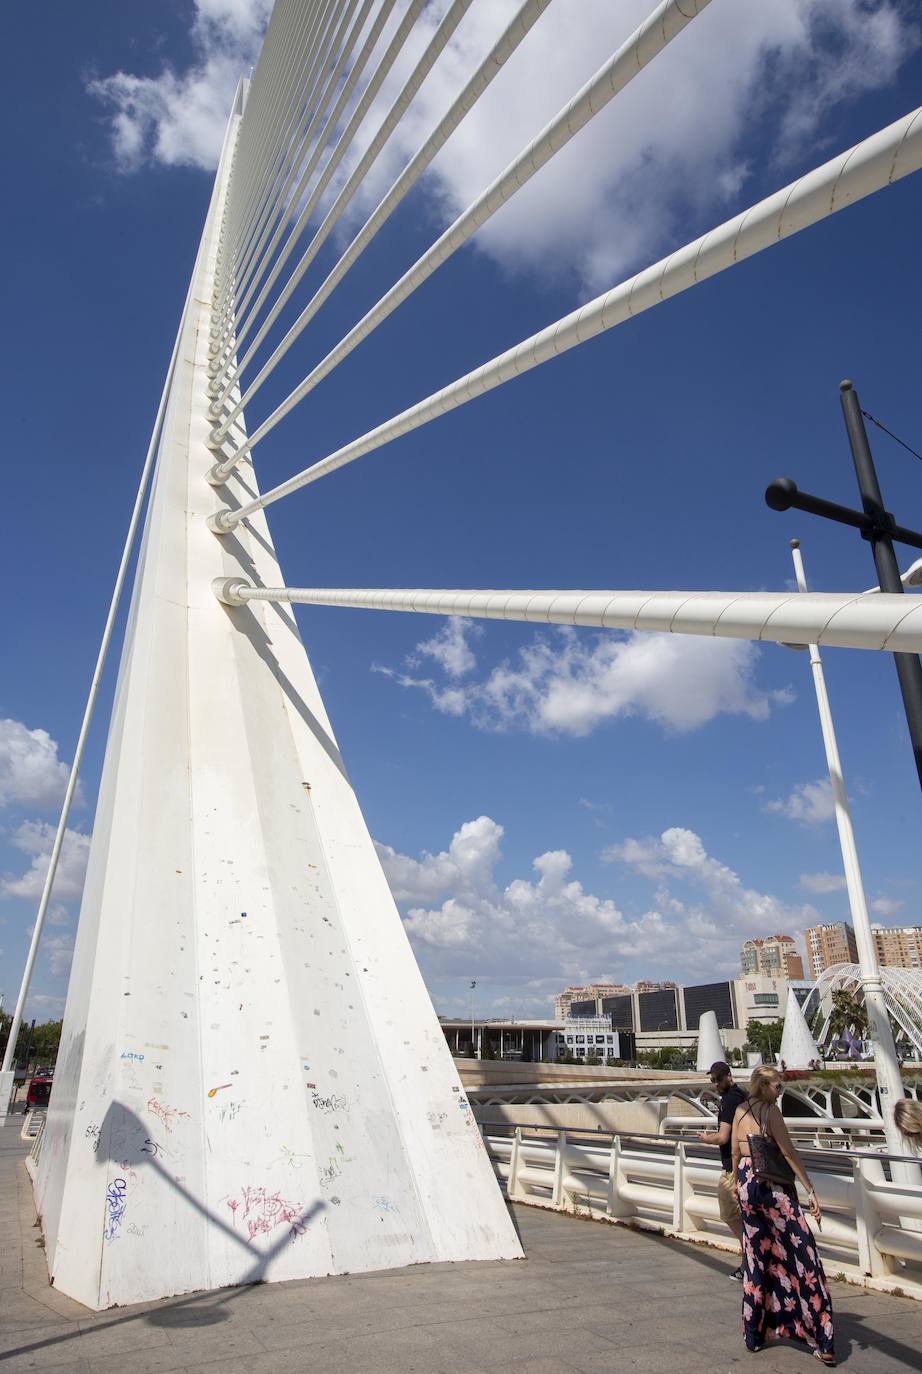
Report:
826,989,869,1041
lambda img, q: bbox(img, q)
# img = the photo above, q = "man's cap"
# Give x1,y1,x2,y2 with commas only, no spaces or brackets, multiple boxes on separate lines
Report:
708,1061,731,1077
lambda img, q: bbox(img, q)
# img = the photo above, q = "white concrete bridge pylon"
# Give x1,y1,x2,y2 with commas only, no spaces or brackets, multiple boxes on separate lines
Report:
31,81,520,1311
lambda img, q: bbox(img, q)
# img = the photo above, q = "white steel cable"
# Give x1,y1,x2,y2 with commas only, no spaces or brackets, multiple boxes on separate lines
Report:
218,0,396,355
0,90,246,1081
212,0,430,376
220,0,311,250
212,1,330,352
220,0,330,297
210,0,552,428
208,103,922,523
212,0,477,400
209,581,922,655
209,0,408,376
207,0,712,457
219,0,333,295
227,0,373,318
219,0,347,307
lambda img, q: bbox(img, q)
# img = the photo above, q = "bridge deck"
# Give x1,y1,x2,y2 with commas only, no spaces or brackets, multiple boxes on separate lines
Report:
2,1122,918,1373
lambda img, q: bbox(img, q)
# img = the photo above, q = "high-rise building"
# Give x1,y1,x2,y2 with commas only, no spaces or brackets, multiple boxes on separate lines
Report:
871,924,922,969
554,983,631,1019
741,934,805,980
805,922,859,979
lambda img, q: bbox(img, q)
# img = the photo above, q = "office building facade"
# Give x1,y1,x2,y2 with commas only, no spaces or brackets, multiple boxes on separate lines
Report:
805,922,859,978
741,934,805,980
872,924,922,969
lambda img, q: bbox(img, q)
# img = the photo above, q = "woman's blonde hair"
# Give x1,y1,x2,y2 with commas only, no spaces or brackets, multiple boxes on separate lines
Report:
894,1098,922,1139
749,1065,782,1102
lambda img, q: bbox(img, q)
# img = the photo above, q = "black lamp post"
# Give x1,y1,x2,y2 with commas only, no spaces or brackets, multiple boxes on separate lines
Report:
765,380,922,791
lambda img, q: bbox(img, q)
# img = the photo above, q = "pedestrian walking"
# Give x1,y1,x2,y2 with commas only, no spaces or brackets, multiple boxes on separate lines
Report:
732,1065,835,1364
698,1060,747,1280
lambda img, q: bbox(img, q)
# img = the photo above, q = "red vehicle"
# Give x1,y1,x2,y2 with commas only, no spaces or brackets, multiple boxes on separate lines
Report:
26,1076,52,1112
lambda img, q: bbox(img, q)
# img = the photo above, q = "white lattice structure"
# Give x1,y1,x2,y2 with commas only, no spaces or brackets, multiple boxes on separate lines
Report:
6,0,922,1311
813,964,922,1061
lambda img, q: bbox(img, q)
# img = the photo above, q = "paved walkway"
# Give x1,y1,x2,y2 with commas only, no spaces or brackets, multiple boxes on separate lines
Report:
2,1121,919,1373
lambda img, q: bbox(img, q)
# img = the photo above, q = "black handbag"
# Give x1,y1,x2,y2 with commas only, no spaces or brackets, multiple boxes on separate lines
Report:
747,1102,796,1188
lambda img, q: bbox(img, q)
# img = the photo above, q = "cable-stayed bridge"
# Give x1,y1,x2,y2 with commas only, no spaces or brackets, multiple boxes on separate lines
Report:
5,0,922,1309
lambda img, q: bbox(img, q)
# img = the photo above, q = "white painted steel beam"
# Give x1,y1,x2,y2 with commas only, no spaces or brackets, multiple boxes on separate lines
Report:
210,582,922,654
208,103,922,517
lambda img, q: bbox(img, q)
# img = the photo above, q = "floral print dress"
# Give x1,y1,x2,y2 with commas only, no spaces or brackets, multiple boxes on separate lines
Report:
737,1156,834,1356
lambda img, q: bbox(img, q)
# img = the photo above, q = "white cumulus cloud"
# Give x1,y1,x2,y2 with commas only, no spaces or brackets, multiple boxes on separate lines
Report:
799,871,847,895
1,821,91,902
871,895,905,918
0,718,75,811
44,934,76,978
377,815,814,1007
765,778,834,825
88,1,272,171
379,621,792,736
87,2,916,293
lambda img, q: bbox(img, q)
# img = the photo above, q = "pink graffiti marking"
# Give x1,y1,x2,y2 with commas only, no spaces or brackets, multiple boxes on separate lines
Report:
224,1185,307,1242
147,1098,191,1133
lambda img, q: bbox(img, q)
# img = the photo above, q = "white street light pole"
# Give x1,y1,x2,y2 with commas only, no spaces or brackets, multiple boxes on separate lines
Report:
789,539,907,1161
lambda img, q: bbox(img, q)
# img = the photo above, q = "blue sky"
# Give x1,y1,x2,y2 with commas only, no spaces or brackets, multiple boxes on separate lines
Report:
3,0,922,1024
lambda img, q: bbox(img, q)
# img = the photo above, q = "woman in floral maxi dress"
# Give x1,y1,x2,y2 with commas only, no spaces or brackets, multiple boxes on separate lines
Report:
731,1066,835,1364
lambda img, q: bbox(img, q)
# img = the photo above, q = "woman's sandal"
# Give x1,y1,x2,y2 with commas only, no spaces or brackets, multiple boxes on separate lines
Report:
813,1352,837,1366
745,1337,764,1354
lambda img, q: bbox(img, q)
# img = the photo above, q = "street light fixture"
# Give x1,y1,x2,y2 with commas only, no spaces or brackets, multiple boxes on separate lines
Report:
784,538,912,1173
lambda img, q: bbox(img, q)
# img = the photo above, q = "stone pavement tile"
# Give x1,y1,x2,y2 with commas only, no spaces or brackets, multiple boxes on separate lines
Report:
0,1342,93,1374
0,1363,93,1374
68,1344,196,1374
153,1322,267,1359
71,1319,174,1357
406,1317,619,1369
0,1323,85,1364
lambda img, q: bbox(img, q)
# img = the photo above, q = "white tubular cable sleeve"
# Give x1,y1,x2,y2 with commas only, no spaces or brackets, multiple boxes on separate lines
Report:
223,0,332,285
229,0,372,316
0,99,244,1076
221,0,431,368
209,0,711,461
212,104,922,524
215,0,477,402
222,0,398,348
223,0,318,262
211,0,553,429
210,583,922,655
223,0,349,305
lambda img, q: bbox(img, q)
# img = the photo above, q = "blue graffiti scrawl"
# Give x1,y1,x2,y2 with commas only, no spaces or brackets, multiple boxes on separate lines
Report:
104,1177,128,1241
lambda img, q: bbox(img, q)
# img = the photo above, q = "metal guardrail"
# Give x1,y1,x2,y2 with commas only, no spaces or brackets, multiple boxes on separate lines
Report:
20,1109,45,1144
482,1121,922,1292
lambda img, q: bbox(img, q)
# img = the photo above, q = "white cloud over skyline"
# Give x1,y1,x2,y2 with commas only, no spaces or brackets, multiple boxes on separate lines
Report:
378,814,817,1010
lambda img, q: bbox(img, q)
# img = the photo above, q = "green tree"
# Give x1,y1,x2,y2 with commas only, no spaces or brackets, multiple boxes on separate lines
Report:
745,1018,784,1063
30,1020,63,1066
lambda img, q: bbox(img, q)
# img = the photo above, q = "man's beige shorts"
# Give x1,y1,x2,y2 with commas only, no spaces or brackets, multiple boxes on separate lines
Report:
718,1169,740,1223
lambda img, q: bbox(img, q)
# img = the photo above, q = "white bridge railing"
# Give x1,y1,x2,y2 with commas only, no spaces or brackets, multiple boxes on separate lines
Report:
485,1123,922,1295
